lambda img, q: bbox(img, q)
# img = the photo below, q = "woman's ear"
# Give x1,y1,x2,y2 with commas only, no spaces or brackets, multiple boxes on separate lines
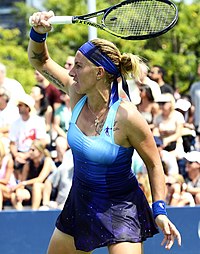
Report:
96,66,105,80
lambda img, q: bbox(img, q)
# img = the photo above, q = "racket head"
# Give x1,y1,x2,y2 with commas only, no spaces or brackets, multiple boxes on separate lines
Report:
102,0,178,40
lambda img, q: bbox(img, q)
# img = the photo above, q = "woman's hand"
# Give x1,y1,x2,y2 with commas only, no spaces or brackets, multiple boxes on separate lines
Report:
30,11,55,34
155,215,181,250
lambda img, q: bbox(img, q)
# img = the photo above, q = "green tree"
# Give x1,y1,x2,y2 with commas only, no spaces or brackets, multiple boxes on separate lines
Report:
0,0,199,94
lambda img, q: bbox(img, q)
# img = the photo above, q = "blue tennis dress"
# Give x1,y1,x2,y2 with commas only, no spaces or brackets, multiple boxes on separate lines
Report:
56,96,158,251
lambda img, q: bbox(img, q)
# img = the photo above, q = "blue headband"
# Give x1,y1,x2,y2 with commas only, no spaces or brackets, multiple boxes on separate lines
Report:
78,41,130,106
79,41,120,77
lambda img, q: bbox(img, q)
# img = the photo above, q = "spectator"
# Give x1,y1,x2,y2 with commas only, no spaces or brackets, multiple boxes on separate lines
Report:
165,174,195,207
34,70,62,112
53,93,71,139
184,151,200,204
64,56,75,72
30,84,53,146
53,136,69,167
154,136,179,176
136,84,159,130
0,87,20,152
0,62,25,103
11,140,56,210
153,93,185,159
190,63,200,149
175,97,196,153
137,172,152,204
149,65,174,94
40,147,74,210
0,140,16,210
134,62,161,103
9,93,47,180
132,137,179,176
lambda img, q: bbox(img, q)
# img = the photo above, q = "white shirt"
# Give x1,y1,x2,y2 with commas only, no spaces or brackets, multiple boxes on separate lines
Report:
0,103,20,128
9,114,46,152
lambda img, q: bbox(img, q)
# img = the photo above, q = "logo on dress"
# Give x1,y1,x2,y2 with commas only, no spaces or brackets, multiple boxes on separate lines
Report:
104,126,112,136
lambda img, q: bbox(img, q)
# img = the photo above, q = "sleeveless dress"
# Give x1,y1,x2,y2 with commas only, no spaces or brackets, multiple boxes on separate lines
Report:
56,96,158,251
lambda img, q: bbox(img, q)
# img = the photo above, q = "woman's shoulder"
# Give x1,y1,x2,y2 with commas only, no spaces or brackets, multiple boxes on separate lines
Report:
118,100,150,128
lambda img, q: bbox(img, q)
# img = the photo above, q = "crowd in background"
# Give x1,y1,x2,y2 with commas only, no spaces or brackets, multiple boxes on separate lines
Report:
0,58,199,211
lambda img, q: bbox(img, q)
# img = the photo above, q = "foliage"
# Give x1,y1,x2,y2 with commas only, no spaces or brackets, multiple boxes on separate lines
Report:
0,0,199,94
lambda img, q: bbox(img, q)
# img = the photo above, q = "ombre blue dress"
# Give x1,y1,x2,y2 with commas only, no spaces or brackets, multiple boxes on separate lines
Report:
56,96,158,251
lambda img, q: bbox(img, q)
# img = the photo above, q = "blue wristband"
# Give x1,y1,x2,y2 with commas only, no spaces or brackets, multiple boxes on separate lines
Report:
30,27,47,43
152,200,167,219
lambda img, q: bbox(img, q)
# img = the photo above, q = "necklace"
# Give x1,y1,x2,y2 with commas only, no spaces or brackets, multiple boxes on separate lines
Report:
87,101,108,128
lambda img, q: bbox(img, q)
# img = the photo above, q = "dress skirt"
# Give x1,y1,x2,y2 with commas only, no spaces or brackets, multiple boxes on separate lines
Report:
56,176,159,252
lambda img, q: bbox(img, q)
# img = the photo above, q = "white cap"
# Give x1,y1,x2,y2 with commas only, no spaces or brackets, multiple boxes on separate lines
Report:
175,99,191,112
155,93,172,103
17,93,35,112
184,151,200,163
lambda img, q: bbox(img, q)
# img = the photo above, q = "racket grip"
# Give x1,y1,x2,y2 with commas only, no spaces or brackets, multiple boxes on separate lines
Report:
29,16,73,26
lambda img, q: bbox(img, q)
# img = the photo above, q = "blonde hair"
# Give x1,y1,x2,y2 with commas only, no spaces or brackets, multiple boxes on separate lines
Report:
0,140,6,160
165,93,176,111
137,173,152,204
31,140,50,157
91,38,142,82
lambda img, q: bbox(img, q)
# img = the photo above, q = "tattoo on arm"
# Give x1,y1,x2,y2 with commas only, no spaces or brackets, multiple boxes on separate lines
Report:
42,70,65,88
30,50,65,89
31,50,46,63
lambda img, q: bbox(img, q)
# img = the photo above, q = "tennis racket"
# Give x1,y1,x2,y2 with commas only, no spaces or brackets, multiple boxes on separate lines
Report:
29,0,178,40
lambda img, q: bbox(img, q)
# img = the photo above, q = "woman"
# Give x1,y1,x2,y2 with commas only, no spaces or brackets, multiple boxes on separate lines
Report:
53,92,71,138
153,93,185,156
11,140,56,210
0,140,16,210
28,11,181,254
30,84,53,132
137,84,159,130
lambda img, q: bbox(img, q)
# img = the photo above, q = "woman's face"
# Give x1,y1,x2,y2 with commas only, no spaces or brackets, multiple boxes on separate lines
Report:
159,102,172,115
30,86,43,102
29,145,41,159
69,51,99,94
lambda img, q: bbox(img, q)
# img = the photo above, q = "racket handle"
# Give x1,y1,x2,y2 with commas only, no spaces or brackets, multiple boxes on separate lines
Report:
29,16,73,26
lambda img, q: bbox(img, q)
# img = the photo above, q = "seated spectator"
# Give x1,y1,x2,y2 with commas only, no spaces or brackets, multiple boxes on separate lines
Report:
165,174,195,207
0,87,20,153
136,84,159,130
0,140,16,210
34,70,62,111
11,140,56,210
154,136,179,175
40,148,74,210
184,151,200,204
53,136,69,167
132,137,179,176
153,93,185,159
53,93,71,139
30,84,53,134
175,97,196,152
137,173,152,204
9,93,47,180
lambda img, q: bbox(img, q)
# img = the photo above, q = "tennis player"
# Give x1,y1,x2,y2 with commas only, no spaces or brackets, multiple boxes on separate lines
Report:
28,11,181,254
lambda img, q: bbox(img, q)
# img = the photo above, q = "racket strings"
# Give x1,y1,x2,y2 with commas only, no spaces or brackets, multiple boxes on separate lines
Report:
104,1,177,36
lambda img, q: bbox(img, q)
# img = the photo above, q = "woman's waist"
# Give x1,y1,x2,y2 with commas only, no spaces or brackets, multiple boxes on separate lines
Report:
73,168,138,193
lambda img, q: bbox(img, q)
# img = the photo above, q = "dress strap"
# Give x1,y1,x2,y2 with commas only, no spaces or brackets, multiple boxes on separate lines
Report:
70,96,87,123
